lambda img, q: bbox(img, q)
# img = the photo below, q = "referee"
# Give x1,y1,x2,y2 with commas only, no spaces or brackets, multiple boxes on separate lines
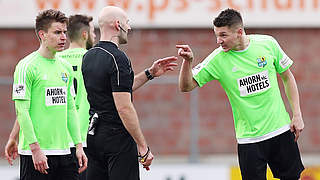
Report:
82,6,177,180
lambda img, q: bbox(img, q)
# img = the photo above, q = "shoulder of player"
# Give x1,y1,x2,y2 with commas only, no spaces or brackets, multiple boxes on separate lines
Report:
56,56,73,71
202,47,224,64
249,34,278,44
15,51,39,72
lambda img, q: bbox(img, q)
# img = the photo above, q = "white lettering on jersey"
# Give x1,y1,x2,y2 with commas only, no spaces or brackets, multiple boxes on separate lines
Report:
13,84,26,97
45,87,67,106
237,70,271,97
279,55,293,69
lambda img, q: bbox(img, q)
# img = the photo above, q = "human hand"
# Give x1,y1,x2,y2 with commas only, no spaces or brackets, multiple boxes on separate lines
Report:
290,114,304,142
138,146,154,171
148,56,178,77
5,138,18,165
76,144,88,173
30,143,49,174
176,44,194,62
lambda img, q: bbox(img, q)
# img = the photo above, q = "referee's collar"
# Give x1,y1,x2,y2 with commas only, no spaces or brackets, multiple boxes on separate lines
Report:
98,41,118,49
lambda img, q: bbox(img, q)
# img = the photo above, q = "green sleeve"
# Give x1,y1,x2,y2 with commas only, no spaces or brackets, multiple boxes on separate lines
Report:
271,37,293,73
67,71,81,145
12,62,33,100
15,100,37,145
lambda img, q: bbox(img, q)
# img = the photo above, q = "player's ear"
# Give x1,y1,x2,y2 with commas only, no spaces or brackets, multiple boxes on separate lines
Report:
38,30,46,41
82,30,88,40
237,28,243,37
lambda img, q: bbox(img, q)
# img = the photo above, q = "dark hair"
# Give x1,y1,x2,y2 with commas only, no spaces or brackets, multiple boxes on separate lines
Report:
67,14,93,42
213,8,243,28
35,9,67,33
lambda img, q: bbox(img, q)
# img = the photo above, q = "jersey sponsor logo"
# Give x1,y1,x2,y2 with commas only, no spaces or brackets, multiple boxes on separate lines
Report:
61,73,68,83
13,84,26,97
45,87,67,106
279,55,292,68
237,70,271,96
257,56,267,68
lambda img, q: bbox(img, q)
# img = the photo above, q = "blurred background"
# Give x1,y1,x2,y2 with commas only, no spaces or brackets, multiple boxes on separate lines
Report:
1,0,320,179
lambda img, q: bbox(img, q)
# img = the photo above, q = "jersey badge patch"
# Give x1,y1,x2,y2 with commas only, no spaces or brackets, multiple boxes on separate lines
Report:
257,56,267,68
61,73,68,83
13,84,26,97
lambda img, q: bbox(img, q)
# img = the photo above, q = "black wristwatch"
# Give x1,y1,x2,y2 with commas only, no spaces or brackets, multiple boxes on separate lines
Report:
145,69,154,80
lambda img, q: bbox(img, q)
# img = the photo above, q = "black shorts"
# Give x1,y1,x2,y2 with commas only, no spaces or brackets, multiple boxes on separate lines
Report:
86,126,139,180
238,130,304,180
20,153,79,180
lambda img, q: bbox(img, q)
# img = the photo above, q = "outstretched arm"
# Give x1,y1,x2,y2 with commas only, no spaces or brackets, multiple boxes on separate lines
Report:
280,68,304,141
132,56,177,91
176,45,198,92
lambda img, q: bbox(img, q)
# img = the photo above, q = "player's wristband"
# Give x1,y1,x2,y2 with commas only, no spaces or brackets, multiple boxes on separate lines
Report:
145,69,154,80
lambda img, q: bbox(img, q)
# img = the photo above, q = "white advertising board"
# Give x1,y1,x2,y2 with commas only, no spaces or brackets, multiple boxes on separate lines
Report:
1,0,320,28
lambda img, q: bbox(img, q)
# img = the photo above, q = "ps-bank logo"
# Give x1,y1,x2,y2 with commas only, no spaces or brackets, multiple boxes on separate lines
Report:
61,73,68,83
257,56,267,68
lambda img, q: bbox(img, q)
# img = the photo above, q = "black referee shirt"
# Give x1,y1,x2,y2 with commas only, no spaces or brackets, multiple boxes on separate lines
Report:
82,41,134,126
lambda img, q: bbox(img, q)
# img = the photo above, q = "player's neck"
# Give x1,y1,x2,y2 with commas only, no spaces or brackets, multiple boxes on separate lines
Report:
234,35,250,51
38,45,56,59
69,41,85,49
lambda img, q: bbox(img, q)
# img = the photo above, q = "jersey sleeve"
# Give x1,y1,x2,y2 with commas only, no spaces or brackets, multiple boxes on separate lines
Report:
271,37,293,73
110,54,133,92
15,100,38,145
12,61,33,100
192,51,220,87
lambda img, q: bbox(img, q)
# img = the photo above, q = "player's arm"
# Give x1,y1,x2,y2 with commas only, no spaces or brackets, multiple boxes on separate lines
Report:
5,118,20,165
280,68,304,141
113,92,154,169
176,45,199,92
15,100,49,174
132,56,177,91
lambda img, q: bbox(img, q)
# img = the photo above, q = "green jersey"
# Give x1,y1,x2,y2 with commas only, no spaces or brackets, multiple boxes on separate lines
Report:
193,35,292,144
12,51,81,155
57,48,89,146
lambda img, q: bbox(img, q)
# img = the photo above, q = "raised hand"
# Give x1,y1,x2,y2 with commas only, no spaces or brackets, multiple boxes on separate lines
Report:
149,56,178,77
176,44,194,62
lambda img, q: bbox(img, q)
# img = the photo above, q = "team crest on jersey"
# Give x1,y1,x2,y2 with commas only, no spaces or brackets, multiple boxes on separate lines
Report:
257,56,267,68
61,73,68,83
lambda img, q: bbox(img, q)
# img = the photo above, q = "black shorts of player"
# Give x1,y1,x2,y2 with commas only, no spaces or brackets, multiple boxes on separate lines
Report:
20,153,79,180
71,147,87,180
238,130,304,180
86,125,139,180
